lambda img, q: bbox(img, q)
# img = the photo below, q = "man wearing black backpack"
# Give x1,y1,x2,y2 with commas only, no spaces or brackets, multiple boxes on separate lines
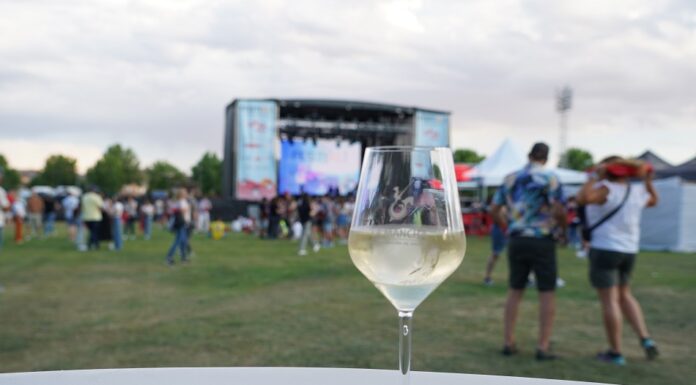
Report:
577,156,659,366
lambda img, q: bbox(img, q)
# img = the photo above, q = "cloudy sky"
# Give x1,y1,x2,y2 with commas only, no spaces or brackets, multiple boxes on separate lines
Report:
0,0,694,173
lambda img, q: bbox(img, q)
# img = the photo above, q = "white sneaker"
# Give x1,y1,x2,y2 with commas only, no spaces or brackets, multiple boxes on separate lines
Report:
313,244,321,253
298,249,307,256
556,278,566,288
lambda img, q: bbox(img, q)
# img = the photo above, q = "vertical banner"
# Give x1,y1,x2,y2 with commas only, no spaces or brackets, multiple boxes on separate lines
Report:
235,100,278,201
414,111,450,147
413,111,449,178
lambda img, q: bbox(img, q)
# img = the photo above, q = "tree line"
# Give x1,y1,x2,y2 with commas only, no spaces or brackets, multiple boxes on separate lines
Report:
0,144,222,196
0,145,595,194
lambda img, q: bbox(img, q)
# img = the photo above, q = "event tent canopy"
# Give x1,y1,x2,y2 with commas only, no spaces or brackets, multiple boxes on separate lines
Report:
637,150,673,171
656,156,696,182
640,177,696,253
464,139,587,186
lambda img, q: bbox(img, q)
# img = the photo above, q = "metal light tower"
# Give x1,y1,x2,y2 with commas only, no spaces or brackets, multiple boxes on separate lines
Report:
556,86,572,167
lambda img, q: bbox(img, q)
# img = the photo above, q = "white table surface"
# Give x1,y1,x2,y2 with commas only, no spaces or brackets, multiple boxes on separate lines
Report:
0,367,611,385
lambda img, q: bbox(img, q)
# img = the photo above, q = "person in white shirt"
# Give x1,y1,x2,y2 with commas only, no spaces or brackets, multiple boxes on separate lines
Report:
141,199,155,240
111,198,124,250
197,197,212,233
577,156,659,366
62,193,80,242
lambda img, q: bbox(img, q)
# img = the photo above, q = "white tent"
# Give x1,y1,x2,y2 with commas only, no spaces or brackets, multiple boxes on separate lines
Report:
640,177,696,253
468,138,587,186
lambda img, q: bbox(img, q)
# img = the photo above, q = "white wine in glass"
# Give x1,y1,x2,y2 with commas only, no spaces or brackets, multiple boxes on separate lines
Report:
348,147,466,378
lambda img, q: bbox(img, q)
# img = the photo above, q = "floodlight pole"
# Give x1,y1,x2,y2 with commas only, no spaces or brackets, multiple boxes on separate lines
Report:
556,86,572,167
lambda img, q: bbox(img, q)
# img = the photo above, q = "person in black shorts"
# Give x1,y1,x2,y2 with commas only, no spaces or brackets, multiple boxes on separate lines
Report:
491,143,567,361
577,157,660,365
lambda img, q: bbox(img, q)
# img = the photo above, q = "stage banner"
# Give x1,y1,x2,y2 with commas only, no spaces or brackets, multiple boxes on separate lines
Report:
235,100,278,201
414,111,449,147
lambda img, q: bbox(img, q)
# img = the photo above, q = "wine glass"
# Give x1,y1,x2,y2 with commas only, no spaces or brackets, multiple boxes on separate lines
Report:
348,146,466,379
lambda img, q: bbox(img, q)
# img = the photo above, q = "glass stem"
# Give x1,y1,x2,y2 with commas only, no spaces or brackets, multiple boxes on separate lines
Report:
398,311,413,376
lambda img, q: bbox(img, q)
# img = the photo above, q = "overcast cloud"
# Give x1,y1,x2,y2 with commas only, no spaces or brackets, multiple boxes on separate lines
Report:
0,0,694,172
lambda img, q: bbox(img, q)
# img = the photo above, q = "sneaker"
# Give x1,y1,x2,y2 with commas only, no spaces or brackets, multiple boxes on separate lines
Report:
298,249,307,256
483,277,494,287
556,278,566,288
596,350,626,366
313,244,321,253
536,349,557,361
641,338,659,360
501,345,518,356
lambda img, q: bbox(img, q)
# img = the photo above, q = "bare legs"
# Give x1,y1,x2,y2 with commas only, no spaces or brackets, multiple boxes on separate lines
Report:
504,289,524,348
484,253,500,282
597,284,651,354
504,289,555,352
597,287,623,353
538,291,555,351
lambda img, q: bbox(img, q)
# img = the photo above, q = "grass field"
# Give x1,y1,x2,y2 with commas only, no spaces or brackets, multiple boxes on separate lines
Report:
0,225,694,384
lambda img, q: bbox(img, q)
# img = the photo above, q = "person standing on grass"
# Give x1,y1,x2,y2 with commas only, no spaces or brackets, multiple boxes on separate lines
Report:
81,186,104,250
483,207,507,286
11,191,26,245
141,198,155,240
42,194,57,236
26,192,44,239
62,192,80,242
0,170,9,251
576,157,659,366
111,197,124,251
491,142,566,361
124,196,138,240
196,196,212,233
166,189,191,265
298,193,319,255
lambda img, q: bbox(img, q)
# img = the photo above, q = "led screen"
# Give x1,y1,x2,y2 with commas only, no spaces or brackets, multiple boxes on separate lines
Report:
279,139,361,195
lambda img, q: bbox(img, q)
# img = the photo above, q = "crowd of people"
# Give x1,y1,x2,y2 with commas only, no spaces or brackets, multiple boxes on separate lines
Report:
256,192,355,256
0,143,663,367
0,178,213,266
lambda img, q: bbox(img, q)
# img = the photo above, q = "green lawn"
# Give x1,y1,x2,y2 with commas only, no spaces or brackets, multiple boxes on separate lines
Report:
0,225,694,385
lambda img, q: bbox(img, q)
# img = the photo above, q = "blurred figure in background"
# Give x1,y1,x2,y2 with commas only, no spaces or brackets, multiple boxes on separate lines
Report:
335,196,351,245
111,197,124,251
81,187,104,250
62,192,80,242
197,196,212,233
26,192,44,239
259,197,269,238
141,199,154,240
11,191,26,244
166,189,191,265
484,206,508,286
0,170,9,251
297,193,319,255
124,196,138,240
321,195,335,248
267,197,281,239
43,194,57,236
577,157,659,366
154,198,165,228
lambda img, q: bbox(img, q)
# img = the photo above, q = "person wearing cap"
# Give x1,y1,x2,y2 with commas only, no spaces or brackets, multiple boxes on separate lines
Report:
576,156,659,365
491,142,567,361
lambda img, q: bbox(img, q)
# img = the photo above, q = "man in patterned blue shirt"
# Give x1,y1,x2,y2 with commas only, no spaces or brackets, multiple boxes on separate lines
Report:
492,142,567,361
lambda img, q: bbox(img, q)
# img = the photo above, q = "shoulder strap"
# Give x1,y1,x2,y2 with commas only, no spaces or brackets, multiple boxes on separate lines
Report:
587,183,631,232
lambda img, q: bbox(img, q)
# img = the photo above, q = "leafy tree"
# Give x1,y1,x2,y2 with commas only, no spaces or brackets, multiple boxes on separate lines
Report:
191,152,222,196
560,147,594,171
0,154,22,190
32,155,78,186
146,161,188,191
453,148,485,164
85,144,143,195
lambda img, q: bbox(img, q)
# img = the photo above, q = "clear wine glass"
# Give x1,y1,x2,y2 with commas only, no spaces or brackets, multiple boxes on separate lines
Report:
348,146,466,379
